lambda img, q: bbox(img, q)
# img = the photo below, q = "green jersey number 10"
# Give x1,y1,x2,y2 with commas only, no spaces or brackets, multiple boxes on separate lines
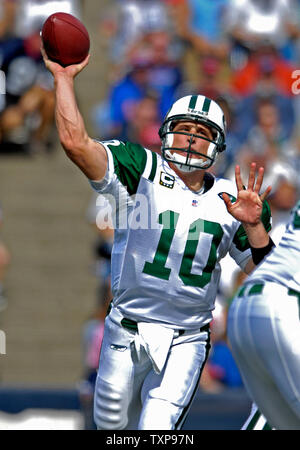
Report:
142,210,224,288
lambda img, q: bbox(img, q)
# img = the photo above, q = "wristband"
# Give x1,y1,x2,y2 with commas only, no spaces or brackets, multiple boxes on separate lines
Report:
251,237,275,265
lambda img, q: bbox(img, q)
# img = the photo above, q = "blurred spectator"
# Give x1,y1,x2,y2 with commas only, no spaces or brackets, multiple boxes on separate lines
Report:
174,0,230,59
91,58,149,141
104,56,151,141
232,97,291,176
0,202,11,312
231,43,296,98
224,0,300,68
0,0,16,39
212,94,244,177
93,46,182,142
128,30,183,118
0,0,23,69
0,59,56,154
98,0,177,77
235,95,296,146
127,94,162,152
171,0,230,88
195,55,228,100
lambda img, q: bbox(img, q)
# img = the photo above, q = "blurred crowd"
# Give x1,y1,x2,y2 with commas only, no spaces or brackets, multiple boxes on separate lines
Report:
0,0,82,155
1,0,300,429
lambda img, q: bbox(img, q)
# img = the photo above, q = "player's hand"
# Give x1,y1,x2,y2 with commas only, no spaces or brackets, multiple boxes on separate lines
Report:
222,163,272,225
41,44,90,79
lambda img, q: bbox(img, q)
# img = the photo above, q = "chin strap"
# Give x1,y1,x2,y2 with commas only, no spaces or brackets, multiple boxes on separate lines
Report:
165,150,208,171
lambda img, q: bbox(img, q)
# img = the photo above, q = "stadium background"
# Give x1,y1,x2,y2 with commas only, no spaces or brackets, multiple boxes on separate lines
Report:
0,0,299,429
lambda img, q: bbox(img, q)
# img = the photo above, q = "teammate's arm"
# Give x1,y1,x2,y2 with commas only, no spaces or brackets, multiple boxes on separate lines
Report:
41,47,107,181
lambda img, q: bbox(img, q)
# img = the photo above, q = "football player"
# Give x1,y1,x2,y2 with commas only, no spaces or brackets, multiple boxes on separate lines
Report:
42,50,275,430
228,200,300,430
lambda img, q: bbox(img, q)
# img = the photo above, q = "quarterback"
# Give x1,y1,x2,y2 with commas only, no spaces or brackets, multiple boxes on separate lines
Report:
228,200,300,430
42,50,274,430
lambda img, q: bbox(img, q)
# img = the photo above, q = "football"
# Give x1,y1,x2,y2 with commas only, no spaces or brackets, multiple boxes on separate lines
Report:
41,12,90,67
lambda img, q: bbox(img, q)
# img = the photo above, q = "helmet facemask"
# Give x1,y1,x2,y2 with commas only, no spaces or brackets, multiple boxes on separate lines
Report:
160,117,225,172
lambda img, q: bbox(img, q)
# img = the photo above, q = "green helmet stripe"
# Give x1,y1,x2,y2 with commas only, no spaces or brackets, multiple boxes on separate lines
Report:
188,96,211,113
188,95,197,109
202,97,211,113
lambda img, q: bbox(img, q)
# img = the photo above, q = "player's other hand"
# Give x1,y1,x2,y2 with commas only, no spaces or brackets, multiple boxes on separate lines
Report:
41,44,90,79
222,163,272,225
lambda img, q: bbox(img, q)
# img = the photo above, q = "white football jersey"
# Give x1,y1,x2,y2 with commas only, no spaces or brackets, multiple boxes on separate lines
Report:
248,199,300,292
90,141,271,329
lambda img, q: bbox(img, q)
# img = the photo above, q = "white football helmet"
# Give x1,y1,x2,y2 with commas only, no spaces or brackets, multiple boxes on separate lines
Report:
159,95,226,172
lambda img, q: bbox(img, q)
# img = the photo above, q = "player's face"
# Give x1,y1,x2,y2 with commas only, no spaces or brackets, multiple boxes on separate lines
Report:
171,121,214,161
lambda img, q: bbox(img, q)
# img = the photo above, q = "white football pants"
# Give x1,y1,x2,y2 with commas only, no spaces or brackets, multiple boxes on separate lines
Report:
228,281,300,430
93,308,210,430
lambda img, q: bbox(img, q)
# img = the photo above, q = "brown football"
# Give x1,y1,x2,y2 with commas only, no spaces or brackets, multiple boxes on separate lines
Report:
41,12,90,67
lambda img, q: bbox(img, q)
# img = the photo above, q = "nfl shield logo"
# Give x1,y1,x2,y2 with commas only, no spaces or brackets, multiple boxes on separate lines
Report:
192,199,198,207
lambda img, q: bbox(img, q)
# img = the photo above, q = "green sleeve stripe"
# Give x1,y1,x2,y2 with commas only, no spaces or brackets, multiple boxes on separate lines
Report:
148,152,158,182
108,141,147,195
232,224,250,252
233,200,272,252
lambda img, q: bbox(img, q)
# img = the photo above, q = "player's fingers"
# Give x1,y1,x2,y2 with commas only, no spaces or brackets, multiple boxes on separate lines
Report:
235,165,244,192
254,166,264,194
79,54,90,70
70,54,90,77
260,185,272,202
40,45,57,71
221,192,232,210
40,47,54,72
84,54,90,65
247,162,256,191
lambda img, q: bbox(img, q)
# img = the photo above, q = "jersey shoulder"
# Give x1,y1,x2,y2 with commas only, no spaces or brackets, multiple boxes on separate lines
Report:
99,139,158,195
